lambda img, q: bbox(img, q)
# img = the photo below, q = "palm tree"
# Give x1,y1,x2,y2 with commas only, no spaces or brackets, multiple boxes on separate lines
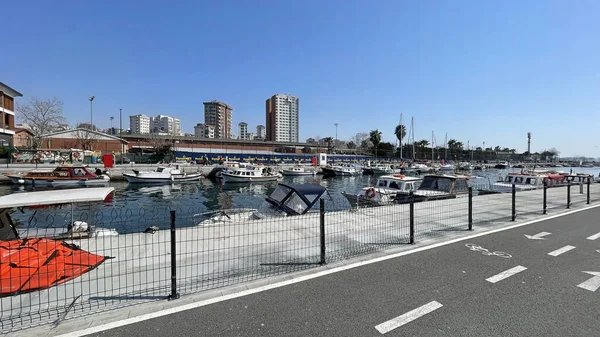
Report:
394,124,407,157
369,129,382,157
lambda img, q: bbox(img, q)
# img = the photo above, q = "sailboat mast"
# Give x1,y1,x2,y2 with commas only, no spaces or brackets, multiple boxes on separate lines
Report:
431,131,435,161
411,117,415,161
444,133,448,160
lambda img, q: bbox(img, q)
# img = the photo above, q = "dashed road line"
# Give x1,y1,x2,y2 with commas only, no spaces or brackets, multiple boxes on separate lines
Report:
548,245,576,257
375,301,443,334
587,233,600,240
486,266,528,284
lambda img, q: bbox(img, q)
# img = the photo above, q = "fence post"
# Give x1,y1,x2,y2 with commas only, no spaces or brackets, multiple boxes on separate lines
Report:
168,210,180,300
587,177,591,205
567,182,571,209
511,184,516,221
319,198,326,265
543,181,547,215
409,191,415,244
468,187,473,231
580,181,584,194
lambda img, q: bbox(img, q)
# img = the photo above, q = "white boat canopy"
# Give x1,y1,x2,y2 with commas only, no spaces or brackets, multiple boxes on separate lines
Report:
0,187,115,210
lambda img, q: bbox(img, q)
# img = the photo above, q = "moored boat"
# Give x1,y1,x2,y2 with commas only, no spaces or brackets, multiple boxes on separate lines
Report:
221,166,281,183
123,164,202,183
342,174,422,207
5,164,110,186
322,164,358,176
195,183,327,225
395,174,470,204
281,166,316,176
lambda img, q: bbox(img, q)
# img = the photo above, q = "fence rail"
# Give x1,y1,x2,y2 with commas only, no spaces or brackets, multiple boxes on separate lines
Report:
2,180,600,333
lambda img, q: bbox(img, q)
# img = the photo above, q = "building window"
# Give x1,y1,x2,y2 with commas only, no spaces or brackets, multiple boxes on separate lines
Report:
18,135,22,143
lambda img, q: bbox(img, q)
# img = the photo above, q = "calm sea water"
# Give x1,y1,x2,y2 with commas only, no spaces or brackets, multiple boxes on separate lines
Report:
3,166,599,234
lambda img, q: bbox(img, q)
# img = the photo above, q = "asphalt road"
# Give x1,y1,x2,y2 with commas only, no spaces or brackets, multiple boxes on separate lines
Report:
87,207,600,337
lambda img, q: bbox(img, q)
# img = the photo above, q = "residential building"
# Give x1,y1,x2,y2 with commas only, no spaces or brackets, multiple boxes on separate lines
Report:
265,94,299,142
203,101,232,139
256,125,266,139
129,114,151,134
150,115,181,135
0,81,23,147
13,128,34,148
238,122,248,140
194,123,215,138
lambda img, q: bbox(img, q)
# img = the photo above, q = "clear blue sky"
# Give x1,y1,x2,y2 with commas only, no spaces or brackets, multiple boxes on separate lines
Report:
3,0,599,157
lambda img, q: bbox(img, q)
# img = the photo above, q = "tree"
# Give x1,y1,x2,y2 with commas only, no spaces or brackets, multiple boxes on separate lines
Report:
394,124,407,147
322,137,334,153
73,129,97,151
352,132,368,146
148,134,172,156
347,141,356,149
16,97,66,148
369,129,382,157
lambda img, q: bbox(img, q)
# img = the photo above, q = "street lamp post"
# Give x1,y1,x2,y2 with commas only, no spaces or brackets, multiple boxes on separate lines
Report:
89,96,95,129
110,116,114,133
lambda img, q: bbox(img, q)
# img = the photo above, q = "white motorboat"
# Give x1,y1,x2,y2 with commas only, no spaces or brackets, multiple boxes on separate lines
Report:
281,166,316,176
479,171,566,194
123,164,202,183
0,187,119,240
322,164,358,176
195,183,327,225
221,166,281,183
342,174,422,207
494,161,511,169
457,162,474,170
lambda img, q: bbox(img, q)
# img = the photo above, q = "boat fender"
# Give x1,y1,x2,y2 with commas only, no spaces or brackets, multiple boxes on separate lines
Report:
393,174,405,178
12,153,18,159
365,187,377,199
17,179,25,184
68,221,89,233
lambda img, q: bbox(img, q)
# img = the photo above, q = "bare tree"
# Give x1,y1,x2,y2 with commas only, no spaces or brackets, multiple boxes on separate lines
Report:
73,129,97,151
148,133,172,155
16,97,66,148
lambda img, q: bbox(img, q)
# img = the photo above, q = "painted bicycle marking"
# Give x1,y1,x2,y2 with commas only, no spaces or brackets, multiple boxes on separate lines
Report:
465,243,512,258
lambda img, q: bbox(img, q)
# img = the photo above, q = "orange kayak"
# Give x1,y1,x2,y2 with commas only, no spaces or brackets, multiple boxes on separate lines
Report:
0,238,107,297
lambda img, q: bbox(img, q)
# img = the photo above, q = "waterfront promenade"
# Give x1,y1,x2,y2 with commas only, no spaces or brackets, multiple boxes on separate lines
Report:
81,205,600,337
4,182,600,336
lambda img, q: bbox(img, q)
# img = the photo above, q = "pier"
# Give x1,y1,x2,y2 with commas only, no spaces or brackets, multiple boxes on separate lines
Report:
2,182,599,334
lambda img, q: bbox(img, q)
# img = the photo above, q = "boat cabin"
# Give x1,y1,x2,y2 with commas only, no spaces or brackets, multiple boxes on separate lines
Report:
375,175,422,193
503,173,542,187
415,174,470,196
563,174,593,185
261,183,327,216
0,187,116,241
24,165,98,179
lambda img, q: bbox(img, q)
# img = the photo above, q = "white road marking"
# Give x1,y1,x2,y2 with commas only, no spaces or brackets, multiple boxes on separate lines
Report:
54,204,600,337
375,301,443,334
524,231,552,240
548,245,576,256
577,272,600,292
586,232,600,240
486,266,528,284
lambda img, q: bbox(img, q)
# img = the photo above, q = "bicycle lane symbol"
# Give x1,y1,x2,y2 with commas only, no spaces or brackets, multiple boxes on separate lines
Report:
465,243,512,259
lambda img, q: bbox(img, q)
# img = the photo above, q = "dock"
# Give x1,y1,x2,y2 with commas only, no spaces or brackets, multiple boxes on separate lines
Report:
2,183,598,333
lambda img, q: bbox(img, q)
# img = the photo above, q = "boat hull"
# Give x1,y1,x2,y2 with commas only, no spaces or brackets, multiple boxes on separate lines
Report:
221,173,279,183
281,170,314,176
6,176,110,186
123,173,202,184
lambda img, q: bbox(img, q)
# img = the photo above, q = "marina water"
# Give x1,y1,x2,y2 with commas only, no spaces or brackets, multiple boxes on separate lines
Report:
2,166,598,234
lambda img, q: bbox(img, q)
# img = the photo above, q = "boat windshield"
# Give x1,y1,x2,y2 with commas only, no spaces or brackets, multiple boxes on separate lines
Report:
419,176,453,192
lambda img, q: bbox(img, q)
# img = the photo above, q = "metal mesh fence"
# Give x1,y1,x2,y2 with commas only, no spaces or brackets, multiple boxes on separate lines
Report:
2,180,600,333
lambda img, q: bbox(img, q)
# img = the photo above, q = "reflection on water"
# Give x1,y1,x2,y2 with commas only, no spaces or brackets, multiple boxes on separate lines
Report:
1,166,598,233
